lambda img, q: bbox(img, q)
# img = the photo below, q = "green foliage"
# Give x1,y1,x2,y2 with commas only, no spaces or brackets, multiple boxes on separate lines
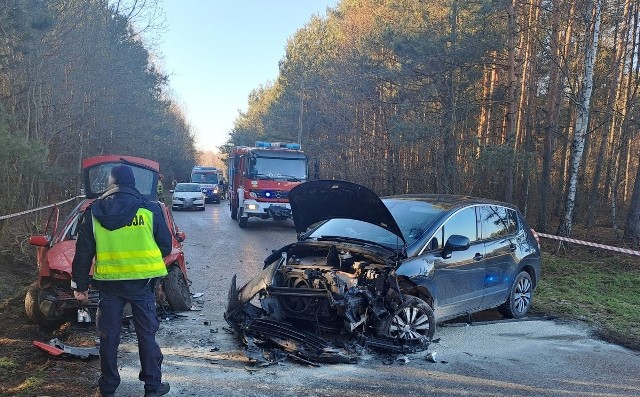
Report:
0,109,52,214
0,0,197,256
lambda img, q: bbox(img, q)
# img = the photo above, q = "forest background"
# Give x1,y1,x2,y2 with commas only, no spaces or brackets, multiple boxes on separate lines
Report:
2,0,640,265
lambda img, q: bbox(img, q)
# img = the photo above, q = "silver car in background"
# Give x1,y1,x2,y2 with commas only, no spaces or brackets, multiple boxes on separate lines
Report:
171,182,206,211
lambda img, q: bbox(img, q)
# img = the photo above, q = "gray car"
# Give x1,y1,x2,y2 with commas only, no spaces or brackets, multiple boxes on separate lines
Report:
226,180,541,348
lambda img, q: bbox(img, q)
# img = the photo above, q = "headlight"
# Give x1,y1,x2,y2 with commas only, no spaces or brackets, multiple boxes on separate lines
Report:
245,204,259,210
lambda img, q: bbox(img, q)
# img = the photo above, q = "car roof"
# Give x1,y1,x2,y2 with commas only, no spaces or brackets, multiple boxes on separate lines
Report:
383,194,518,211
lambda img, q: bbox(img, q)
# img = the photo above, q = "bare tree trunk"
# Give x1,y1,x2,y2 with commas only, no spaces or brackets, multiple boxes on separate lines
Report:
443,0,459,194
504,0,517,203
539,0,563,231
558,0,601,237
586,0,630,228
624,152,640,248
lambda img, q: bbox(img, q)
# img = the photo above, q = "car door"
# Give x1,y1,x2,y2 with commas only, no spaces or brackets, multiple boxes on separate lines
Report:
479,205,518,307
431,206,486,319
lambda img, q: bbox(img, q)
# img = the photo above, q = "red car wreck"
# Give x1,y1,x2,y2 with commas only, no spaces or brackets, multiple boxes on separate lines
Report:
25,155,192,328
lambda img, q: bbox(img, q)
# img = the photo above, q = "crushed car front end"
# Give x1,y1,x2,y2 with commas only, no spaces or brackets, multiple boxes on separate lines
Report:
225,181,438,358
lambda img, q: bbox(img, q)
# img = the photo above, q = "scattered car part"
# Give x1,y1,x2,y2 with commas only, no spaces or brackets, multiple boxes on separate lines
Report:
33,338,99,359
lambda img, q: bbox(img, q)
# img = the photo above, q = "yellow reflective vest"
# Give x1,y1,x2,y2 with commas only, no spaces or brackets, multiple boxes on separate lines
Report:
92,208,168,280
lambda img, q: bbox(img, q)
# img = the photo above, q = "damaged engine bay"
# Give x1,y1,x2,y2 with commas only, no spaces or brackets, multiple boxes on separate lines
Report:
225,241,435,365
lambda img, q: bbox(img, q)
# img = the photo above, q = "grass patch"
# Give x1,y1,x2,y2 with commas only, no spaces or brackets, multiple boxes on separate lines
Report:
7,371,48,397
534,252,640,350
0,356,17,371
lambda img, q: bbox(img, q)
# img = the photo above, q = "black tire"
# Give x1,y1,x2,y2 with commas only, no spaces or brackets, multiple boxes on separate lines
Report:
377,295,435,341
164,266,192,312
24,283,63,329
498,271,533,318
238,208,248,228
230,203,238,220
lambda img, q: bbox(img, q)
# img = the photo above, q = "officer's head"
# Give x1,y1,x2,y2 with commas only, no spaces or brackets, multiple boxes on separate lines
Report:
109,165,136,187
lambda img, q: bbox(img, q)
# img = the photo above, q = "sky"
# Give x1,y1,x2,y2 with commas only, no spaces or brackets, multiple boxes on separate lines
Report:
156,0,339,152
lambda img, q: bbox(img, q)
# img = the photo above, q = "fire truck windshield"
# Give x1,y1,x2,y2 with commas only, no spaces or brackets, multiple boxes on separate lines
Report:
249,157,307,181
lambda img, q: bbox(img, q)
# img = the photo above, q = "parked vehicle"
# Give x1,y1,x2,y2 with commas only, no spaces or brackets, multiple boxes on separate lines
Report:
226,180,541,347
227,141,307,228
171,182,206,211
25,155,192,328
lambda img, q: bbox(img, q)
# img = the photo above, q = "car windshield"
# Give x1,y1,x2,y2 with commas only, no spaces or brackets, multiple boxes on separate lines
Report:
249,157,307,180
383,199,445,245
306,199,445,248
175,183,201,192
191,173,219,183
308,219,404,250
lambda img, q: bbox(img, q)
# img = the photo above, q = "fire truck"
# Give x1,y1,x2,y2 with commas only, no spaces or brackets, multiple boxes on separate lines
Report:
191,166,223,203
228,142,307,228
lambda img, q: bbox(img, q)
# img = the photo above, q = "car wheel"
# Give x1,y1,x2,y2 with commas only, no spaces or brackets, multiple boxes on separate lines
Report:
164,266,192,312
238,208,248,228
377,295,435,341
230,203,238,220
498,271,533,318
24,283,63,329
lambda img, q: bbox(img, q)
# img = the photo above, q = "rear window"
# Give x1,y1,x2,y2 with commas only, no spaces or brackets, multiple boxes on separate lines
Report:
87,163,155,197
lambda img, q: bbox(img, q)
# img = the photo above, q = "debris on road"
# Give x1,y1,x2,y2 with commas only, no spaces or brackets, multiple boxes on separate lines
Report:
33,338,99,359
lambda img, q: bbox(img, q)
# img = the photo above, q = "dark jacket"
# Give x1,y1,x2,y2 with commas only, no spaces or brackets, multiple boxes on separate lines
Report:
71,186,172,292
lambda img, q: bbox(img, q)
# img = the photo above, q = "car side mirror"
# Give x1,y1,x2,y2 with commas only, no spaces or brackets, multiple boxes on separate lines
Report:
29,235,51,247
442,235,470,259
175,231,186,243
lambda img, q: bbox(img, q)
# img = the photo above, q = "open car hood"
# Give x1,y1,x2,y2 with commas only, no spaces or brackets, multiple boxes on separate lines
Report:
289,180,405,244
82,155,160,200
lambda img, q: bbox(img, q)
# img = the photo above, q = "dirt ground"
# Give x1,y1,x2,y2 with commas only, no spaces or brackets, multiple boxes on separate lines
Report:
0,286,100,396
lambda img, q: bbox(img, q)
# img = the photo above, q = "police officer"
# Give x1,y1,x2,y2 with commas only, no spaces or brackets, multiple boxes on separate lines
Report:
72,165,171,397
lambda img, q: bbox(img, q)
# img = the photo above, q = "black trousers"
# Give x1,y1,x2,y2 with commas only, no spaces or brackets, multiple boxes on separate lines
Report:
96,280,163,394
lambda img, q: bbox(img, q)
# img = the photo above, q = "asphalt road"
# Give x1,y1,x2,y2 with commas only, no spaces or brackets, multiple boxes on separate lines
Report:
111,202,640,397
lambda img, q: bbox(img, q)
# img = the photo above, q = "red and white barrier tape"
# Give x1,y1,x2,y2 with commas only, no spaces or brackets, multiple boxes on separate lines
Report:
0,195,83,221
536,232,640,257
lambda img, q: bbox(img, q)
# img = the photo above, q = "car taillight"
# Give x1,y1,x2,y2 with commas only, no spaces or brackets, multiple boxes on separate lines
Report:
531,229,540,249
